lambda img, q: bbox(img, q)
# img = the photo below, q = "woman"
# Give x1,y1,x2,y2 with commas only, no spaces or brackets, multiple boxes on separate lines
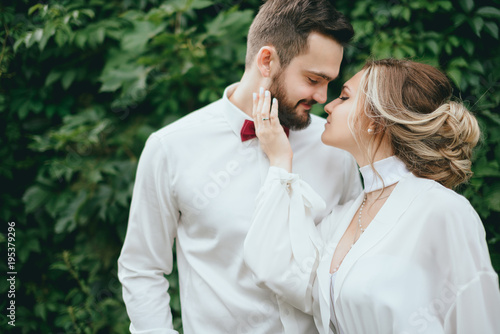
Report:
243,59,500,333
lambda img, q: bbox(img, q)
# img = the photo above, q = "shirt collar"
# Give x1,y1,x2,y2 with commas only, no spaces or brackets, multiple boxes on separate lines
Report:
222,83,254,141
359,156,411,193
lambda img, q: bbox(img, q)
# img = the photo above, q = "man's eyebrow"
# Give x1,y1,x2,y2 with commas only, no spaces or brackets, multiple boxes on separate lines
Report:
306,70,334,82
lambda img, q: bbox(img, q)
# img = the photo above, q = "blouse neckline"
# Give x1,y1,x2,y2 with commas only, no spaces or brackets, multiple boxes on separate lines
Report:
359,156,410,193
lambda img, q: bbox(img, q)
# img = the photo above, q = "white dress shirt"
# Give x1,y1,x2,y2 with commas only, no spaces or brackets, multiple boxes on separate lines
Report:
244,166,500,334
117,83,362,334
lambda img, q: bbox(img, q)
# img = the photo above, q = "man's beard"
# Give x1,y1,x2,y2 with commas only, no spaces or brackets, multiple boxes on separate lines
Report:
269,70,316,131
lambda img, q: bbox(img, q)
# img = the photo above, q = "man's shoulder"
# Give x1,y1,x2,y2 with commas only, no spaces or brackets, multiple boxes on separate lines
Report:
153,99,225,140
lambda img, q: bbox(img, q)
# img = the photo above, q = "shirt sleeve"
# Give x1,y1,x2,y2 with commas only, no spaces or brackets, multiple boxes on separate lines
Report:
243,166,326,314
118,134,179,334
444,272,500,333
441,203,500,333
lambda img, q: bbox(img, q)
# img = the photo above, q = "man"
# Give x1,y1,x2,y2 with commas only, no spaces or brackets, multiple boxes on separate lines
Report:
118,1,361,333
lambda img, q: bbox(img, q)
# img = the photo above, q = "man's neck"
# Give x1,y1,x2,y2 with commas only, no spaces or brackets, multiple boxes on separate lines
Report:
229,71,267,118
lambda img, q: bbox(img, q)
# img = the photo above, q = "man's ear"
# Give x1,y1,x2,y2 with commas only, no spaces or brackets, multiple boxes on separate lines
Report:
256,46,279,78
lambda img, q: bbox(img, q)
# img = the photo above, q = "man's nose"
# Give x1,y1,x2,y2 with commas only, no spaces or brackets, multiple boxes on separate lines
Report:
313,85,328,104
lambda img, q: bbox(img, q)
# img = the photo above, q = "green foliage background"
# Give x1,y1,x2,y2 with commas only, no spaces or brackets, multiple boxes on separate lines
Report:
0,0,499,332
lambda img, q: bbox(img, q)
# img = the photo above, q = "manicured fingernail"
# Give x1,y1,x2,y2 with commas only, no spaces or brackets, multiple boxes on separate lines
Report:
259,87,264,94
265,90,270,97
273,98,278,105
253,93,257,100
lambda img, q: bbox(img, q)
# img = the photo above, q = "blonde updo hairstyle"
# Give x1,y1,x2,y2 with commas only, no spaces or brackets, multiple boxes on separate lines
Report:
352,59,480,189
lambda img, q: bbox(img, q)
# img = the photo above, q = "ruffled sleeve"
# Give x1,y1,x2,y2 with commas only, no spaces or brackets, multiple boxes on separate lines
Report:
243,166,326,314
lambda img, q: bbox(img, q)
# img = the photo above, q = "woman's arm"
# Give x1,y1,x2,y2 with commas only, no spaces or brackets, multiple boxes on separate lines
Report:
243,89,326,313
243,166,326,313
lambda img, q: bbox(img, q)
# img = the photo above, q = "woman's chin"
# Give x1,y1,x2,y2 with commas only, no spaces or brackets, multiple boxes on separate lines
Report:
320,132,330,146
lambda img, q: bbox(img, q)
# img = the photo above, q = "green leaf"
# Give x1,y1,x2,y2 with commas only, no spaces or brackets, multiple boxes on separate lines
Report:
13,38,24,52
121,21,166,52
39,32,51,51
28,4,44,16
45,71,61,87
448,36,460,47
402,7,411,21
453,13,467,27
24,31,35,48
485,188,500,211
462,39,474,55
87,169,102,183
482,110,500,126
474,156,500,177
188,0,214,10
426,40,439,55
23,186,51,213
437,1,452,11
54,191,87,234
447,68,462,87
477,6,500,19
449,57,468,68
484,21,499,39
61,70,77,90
55,29,68,47
458,0,474,12
34,303,47,321
95,27,105,44
74,31,87,48
33,28,43,42
469,60,484,74
471,16,484,36
79,9,95,19
50,262,68,271
18,100,31,120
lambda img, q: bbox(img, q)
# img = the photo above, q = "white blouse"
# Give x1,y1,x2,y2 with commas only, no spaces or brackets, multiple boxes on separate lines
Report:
329,272,344,334
244,166,500,334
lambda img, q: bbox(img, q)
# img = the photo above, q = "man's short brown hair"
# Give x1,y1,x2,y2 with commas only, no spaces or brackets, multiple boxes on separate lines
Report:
245,0,354,68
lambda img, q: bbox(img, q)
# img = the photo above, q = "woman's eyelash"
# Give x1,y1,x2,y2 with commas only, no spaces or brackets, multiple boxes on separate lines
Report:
308,78,318,84
339,96,349,101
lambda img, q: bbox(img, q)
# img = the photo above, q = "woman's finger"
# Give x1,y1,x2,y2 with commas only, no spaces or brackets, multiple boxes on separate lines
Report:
255,87,265,129
261,90,271,125
270,98,279,129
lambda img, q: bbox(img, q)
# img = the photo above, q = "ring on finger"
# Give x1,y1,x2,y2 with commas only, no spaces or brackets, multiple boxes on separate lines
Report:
262,118,269,121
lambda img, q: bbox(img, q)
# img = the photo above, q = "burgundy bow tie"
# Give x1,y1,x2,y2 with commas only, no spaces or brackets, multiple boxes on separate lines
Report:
240,119,290,142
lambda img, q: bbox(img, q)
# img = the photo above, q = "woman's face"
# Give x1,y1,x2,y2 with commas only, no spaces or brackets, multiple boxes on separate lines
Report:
321,70,366,154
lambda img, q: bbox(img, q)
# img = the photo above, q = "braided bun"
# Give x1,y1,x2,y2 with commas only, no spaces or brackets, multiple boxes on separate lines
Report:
358,59,481,189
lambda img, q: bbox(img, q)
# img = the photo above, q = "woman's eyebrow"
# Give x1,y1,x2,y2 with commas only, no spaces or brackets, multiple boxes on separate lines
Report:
341,85,351,93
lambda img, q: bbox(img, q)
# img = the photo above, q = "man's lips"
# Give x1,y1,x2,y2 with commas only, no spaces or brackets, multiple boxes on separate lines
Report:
297,100,316,110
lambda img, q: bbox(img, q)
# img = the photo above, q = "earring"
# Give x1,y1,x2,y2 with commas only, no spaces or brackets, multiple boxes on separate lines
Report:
367,128,374,134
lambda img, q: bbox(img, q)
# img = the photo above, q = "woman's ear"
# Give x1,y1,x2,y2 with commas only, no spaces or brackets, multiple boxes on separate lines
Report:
256,46,279,78
367,118,385,135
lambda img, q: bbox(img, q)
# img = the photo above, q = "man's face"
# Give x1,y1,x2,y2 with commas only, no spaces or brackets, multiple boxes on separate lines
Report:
269,32,344,131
